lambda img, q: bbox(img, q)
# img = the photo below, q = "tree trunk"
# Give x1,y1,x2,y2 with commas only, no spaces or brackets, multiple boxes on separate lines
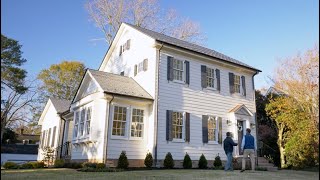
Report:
278,125,286,168
1,127,4,144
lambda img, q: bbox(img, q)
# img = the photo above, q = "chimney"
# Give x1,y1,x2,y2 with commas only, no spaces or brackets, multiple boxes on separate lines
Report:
20,128,24,135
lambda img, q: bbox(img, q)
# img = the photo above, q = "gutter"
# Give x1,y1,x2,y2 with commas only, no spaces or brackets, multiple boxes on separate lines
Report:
58,113,67,159
154,43,164,167
252,71,259,166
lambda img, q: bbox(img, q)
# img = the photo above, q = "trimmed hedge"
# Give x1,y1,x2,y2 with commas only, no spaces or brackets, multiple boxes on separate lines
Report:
30,161,45,168
54,159,65,168
3,162,19,169
213,154,222,169
20,162,34,169
82,162,97,168
183,153,192,169
163,152,174,169
144,152,153,168
198,154,208,169
96,163,106,169
117,151,129,169
64,162,83,169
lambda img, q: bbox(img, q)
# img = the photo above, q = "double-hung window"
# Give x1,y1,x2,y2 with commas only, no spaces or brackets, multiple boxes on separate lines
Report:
138,62,143,73
79,109,85,136
131,108,144,138
112,106,127,136
172,111,184,139
206,67,215,88
173,59,184,81
208,116,218,142
234,75,241,94
74,112,79,138
86,107,92,135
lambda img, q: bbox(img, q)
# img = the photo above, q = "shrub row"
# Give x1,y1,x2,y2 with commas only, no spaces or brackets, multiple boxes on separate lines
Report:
3,161,45,169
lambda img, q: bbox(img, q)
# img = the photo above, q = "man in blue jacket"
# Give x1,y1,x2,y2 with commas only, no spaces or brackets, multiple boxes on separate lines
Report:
240,128,256,172
223,132,238,171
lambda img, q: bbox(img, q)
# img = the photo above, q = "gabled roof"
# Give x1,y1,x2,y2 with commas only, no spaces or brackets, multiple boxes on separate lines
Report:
49,98,71,113
88,69,153,100
229,104,253,116
124,23,261,72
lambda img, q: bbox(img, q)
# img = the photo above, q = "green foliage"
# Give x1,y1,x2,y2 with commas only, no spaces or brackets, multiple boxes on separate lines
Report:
117,151,129,169
37,61,86,101
54,159,65,168
78,167,123,172
64,162,83,169
144,152,153,168
1,34,28,93
3,161,19,169
41,146,54,166
96,163,106,169
163,152,174,169
2,128,17,144
30,161,45,168
183,153,192,169
20,162,34,169
213,154,222,168
82,162,97,168
198,154,207,169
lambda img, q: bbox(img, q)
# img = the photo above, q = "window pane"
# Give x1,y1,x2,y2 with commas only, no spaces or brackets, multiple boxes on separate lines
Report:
131,108,144,137
112,106,127,136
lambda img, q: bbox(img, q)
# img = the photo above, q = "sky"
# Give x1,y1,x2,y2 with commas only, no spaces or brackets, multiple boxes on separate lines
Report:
1,0,319,89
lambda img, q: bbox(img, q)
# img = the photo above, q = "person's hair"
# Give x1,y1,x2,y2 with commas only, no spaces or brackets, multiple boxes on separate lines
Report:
226,132,231,137
246,128,251,133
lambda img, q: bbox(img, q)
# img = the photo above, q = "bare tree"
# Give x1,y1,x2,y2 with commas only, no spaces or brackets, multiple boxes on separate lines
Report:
85,0,206,45
1,82,37,142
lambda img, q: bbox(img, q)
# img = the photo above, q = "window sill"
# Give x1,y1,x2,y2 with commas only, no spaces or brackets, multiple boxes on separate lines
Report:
110,135,127,140
129,137,144,141
207,141,219,145
172,80,186,84
172,139,185,143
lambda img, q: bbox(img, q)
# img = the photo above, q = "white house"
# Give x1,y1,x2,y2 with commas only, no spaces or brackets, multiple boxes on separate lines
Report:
38,23,261,167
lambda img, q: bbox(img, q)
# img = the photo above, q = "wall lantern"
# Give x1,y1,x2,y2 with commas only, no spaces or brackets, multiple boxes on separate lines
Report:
250,123,256,129
226,119,232,126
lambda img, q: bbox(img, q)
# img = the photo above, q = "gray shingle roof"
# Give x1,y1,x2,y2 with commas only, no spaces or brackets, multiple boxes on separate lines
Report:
124,23,261,72
89,69,153,100
49,98,71,113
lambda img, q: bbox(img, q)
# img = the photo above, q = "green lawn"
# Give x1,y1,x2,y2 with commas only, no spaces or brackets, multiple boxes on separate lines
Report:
1,168,319,180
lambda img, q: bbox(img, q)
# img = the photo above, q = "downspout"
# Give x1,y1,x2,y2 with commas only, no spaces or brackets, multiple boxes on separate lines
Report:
154,43,164,167
104,94,114,164
252,71,259,166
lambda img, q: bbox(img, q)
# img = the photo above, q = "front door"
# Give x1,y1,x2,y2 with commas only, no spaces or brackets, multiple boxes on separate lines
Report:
237,120,244,155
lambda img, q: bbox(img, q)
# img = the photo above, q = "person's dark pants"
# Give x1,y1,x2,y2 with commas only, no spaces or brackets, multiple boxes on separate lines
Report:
224,152,233,171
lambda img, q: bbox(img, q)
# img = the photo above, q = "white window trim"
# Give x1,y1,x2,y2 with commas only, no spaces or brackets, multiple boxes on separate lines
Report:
110,103,147,141
232,73,244,96
129,106,147,141
171,111,186,143
72,104,93,141
208,116,219,144
85,107,92,135
205,66,218,91
172,59,185,83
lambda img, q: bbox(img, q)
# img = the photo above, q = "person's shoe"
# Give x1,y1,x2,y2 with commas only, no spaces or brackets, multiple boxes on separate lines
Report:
240,170,245,172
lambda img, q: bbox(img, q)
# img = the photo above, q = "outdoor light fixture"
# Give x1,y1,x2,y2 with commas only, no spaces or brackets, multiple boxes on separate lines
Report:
226,119,232,126
250,123,256,128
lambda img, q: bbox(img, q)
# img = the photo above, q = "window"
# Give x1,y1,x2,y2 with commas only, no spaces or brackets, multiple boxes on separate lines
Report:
208,116,218,142
51,126,56,147
173,59,184,81
79,109,85,136
86,107,92,135
131,109,144,137
138,62,143,72
120,71,125,76
74,112,79,138
47,128,51,147
172,112,184,139
112,106,127,136
234,75,241,93
206,67,215,88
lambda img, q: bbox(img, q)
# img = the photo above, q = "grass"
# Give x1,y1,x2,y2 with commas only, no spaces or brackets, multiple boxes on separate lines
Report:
1,168,319,180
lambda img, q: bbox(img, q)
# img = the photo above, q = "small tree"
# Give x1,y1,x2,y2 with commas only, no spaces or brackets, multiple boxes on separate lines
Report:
117,151,129,169
183,152,192,169
41,146,55,167
213,153,222,169
163,152,174,169
144,152,153,168
198,154,207,169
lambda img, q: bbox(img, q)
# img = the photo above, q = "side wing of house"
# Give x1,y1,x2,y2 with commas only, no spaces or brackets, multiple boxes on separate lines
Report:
156,46,258,166
37,100,62,161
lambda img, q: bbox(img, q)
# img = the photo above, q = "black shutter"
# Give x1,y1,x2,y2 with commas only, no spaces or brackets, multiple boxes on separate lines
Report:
143,59,148,71
134,64,137,76
126,39,131,50
167,56,174,81
119,45,122,56
185,61,190,85
229,73,234,94
186,112,190,142
241,76,246,96
202,115,208,143
201,65,207,88
166,110,173,141
216,69,220,91
218,117,222,144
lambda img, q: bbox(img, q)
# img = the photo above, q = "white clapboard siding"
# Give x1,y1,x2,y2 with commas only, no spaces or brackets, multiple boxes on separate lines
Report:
157,51,257,161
